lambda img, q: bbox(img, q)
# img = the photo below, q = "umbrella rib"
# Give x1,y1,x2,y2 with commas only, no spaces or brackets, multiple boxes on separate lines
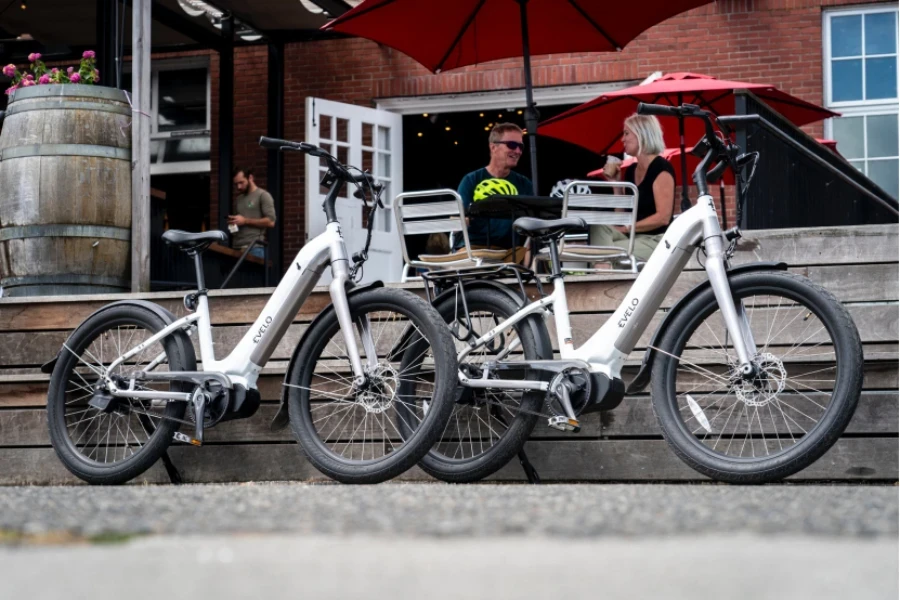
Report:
435,0,488,73
566,0,623,50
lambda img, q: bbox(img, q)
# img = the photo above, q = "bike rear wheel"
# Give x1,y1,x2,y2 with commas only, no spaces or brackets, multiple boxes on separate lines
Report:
399,287,550,483
46,304,193,485
287,287,457,484
650,271,863,483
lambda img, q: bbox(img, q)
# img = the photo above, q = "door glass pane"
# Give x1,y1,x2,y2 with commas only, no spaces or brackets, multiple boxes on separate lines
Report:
320,116,332,140
865,57,898,100
336,118,349,143
362,149,374,173
865,12,897,55
832,116,865,159
378,151,391,178
378,125,391,151
831,15,862,58
866,114,899,158
849,159,865,172
868,159,899,199
157,68,207,133
832,60,863,102
362,123,374,148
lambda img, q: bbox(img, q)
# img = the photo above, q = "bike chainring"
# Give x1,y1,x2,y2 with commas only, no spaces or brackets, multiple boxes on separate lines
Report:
545,367,592,418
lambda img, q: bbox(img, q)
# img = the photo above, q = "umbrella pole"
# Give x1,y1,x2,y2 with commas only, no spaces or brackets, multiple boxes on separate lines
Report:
677,92,690,212
518,0,539,194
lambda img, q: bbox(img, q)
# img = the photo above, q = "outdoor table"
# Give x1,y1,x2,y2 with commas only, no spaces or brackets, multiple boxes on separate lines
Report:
466,195,563,267
466,195,562,220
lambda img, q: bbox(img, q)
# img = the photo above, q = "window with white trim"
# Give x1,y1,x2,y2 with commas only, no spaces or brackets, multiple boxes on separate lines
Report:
824,6,898,200
124,58,211,176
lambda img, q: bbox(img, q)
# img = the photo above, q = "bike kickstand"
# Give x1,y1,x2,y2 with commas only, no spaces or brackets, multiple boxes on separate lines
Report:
137,413,183,485
518,448,540,484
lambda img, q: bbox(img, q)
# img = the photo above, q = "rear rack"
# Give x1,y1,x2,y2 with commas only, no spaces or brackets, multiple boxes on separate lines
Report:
420,263,544,304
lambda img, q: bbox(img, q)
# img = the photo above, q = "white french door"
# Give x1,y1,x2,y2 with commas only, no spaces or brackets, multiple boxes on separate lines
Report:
305,97,403,283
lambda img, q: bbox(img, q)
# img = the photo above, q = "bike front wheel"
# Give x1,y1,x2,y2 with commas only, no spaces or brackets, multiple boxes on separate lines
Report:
650,271,863,483
287,287,458,484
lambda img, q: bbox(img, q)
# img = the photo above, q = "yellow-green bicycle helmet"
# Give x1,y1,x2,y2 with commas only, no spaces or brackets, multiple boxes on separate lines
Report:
473,178,518,201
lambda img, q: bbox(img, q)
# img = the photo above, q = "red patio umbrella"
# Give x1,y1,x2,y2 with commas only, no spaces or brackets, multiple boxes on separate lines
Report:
323,1,715,194
539,72,839,207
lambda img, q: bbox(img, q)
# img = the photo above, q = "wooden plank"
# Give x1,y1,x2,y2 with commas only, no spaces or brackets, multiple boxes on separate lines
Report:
0,437,893,485
717,224,898,267
3,349,895,409
4,391,895,447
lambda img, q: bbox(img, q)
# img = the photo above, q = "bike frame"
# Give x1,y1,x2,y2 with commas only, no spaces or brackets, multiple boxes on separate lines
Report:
102,221,367,398
457,184,758,391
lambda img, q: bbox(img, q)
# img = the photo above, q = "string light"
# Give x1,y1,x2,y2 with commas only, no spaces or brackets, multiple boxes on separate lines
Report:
417,132,423,137
422,113,428,117
517,110,523,115
445,126,451,131
479,113,484,117
20,0,27,9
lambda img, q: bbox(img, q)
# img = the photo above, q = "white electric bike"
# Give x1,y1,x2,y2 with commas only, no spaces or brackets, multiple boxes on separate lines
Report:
44,137,458,485
403,103,863,484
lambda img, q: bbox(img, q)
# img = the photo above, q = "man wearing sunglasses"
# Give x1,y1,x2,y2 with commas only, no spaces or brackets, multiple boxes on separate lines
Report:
455,123,533,262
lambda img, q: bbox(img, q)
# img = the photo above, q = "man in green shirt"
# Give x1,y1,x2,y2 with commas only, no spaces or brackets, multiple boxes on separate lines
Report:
230,167,276,259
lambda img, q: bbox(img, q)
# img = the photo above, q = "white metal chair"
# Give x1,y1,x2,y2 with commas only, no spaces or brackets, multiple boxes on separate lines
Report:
533,180,642,273
394,189,509,282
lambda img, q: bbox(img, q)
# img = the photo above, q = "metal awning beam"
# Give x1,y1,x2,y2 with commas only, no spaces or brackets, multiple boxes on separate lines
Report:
151,0,225,51
308,0,354,17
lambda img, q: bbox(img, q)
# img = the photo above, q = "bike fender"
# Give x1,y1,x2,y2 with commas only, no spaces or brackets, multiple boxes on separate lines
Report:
430,279,554,361
271,280,385,431
40,299,197,374
625,261,788,395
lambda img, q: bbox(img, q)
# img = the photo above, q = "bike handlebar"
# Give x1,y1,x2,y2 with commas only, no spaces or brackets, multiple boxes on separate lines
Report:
635,102,682,118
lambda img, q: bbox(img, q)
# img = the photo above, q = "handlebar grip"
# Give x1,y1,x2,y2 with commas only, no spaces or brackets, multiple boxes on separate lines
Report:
258,136,316,152
637,103,682,117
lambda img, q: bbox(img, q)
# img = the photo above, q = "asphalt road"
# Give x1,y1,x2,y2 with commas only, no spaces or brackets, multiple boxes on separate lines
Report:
0,482,896,599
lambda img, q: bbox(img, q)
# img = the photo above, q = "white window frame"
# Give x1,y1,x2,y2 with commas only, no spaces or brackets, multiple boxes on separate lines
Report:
127,57,211,175
822,5,898,109
823,5,898,194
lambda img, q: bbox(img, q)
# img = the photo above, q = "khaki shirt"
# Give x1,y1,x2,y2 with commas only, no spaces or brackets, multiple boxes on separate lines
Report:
232,188,276,248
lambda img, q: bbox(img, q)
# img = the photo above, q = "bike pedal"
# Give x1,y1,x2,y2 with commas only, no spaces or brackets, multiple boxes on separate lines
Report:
173,431,203,446
547,416,581,433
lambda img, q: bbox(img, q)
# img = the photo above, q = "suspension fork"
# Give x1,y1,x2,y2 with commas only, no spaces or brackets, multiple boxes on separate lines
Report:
701,211,758,374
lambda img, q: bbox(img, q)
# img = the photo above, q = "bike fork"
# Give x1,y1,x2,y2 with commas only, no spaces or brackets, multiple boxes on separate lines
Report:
329,260,371,385
702,215,758,374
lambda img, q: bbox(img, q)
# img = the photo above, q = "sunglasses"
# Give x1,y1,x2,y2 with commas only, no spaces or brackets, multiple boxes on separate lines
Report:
493,140,525,152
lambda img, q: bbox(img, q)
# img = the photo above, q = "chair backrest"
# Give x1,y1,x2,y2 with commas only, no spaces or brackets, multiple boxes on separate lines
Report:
393,189,473,265
559,180,640,256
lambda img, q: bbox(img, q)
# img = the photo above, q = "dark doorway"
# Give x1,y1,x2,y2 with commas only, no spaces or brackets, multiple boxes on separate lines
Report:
402,103,608,196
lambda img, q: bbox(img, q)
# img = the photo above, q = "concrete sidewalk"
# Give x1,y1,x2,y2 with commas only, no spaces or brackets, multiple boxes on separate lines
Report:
0,483,896,599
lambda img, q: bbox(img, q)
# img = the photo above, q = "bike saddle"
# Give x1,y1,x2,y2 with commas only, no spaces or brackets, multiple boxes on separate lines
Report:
513,217,587,240
162,229,227,253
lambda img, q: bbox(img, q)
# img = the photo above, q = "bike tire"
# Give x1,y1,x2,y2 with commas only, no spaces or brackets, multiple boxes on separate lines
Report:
287,287,458,484
650,271,863,483
399,286,548,483
46,304,193,485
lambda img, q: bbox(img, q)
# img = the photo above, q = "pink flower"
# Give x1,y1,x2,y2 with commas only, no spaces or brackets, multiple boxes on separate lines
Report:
38,74,50,84
69,73,81,83
24,73,33,80
51,68,59,74
21,79,35,87
2,64,15,78
66,66,74,74
28,52,41,62
82,50,96,59
93,69,100,83
5,85,18,95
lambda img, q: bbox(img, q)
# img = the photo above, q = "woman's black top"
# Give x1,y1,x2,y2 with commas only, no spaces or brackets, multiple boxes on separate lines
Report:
625,155,675,236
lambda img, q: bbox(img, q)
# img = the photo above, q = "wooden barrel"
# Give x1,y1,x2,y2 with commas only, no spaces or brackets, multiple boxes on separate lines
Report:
0,84,131,296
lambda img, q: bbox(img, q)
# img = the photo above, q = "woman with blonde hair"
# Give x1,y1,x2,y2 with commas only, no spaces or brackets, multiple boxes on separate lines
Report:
590,113,675,263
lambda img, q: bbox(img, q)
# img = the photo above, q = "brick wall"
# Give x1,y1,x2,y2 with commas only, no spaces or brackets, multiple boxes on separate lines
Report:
201,0,889,266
